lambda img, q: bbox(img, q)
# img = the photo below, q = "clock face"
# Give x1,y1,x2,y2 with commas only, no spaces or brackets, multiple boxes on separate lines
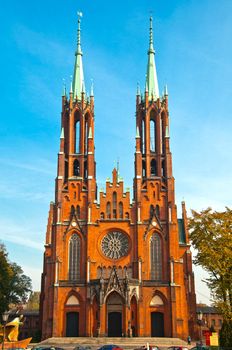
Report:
101,231,129,260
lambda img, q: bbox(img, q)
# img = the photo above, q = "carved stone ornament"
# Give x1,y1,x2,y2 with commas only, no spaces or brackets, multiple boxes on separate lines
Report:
101,231,129,259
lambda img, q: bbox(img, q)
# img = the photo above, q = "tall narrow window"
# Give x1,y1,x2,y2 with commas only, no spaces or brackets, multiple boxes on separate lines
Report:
106,202,111,218
70,205,75,216
142,160,146,178
161,160,165,177
69,234,81,281
84,161,87,179
151,159,157,176
75,120,80,153
65,160,68,181
113,192,117,218
160,118,163,154
150,119,156,152
142,120,145,154
119,202,123,219
85,118,88,155
150,234,162,280
73,159,80,176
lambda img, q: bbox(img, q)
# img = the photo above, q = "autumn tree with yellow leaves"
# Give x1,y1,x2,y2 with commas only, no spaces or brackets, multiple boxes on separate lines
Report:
189,207,232,346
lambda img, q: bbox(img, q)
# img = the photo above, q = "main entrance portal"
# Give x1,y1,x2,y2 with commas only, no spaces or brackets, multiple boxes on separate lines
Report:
151,312,164,337
108,312,122,336
107,292,123,337
66,312,79,337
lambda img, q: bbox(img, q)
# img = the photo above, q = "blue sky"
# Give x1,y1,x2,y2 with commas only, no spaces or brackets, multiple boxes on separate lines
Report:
1,0,232,305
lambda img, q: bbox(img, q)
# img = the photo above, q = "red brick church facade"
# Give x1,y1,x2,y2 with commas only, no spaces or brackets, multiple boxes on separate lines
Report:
40,16,196,340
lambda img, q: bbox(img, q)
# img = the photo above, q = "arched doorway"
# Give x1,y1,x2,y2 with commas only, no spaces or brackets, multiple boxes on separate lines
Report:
66,311,79,336
65,294,80,337
151,312,164,337
107,292,123,337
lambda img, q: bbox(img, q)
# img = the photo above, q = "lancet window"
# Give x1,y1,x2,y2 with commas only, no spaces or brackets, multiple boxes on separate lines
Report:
73,159,80,176
151,159,157,176
150,233,162,280
106,202,111,219
75,120,80,153
150,119,156,152
119,202,123,219
69,234,81,281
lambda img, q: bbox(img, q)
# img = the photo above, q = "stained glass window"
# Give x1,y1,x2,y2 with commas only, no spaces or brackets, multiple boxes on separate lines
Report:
150,234,162,280
69,234,81,281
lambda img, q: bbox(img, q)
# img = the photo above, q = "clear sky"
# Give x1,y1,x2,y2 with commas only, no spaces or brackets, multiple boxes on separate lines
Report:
1,0,232,305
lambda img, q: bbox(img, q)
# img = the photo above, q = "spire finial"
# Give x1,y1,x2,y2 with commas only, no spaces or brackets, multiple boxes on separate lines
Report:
146,16,159,100
149,16,154,53
77,11,83,55
73,12,85,100
137,82,141,96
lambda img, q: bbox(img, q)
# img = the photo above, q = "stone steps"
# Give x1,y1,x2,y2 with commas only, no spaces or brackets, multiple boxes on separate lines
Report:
39,337,189,347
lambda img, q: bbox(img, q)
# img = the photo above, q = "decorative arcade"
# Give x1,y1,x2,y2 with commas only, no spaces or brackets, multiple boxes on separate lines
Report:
40,16,196,340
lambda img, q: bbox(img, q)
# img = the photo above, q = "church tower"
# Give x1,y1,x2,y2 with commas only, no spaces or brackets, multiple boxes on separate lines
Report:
40,16,196,340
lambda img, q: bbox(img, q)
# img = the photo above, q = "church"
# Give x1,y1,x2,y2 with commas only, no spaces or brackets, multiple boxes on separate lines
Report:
40,16,196,340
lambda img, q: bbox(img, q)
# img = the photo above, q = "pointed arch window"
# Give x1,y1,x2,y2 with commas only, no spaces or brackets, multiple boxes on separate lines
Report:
142,120,145,154
142,160,146,178
75,120,80,153
85,119,88,155
150,119,156,152
151,159,157,176
69,234,81,281
106,202,111,219
84,161,87,179
113,192,117,218
70,205,75,216
160,118,163,154
150,234,162,280
119,202,123,219
65,160,68,181
73,159,80,176
161,160,165,177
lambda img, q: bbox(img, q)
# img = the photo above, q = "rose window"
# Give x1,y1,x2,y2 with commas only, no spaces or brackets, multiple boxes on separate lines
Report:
101,231,129,259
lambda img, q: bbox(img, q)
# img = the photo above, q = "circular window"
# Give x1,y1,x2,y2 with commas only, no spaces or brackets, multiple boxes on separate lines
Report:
101,231,129,259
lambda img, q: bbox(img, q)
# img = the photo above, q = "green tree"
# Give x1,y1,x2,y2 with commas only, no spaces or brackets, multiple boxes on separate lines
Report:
26,291,40,310
0,244,32,315
0,244,13,315
189,208,232,346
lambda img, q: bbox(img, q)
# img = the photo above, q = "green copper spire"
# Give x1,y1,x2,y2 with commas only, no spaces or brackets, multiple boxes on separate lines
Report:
146,16,159,101
72,14,85,100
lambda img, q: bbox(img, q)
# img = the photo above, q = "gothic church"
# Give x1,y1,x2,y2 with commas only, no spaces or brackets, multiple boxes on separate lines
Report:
40,16,196,340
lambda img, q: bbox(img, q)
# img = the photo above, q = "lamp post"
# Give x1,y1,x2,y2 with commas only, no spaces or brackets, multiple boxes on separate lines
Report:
2,311,9,350
197,311,203,347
